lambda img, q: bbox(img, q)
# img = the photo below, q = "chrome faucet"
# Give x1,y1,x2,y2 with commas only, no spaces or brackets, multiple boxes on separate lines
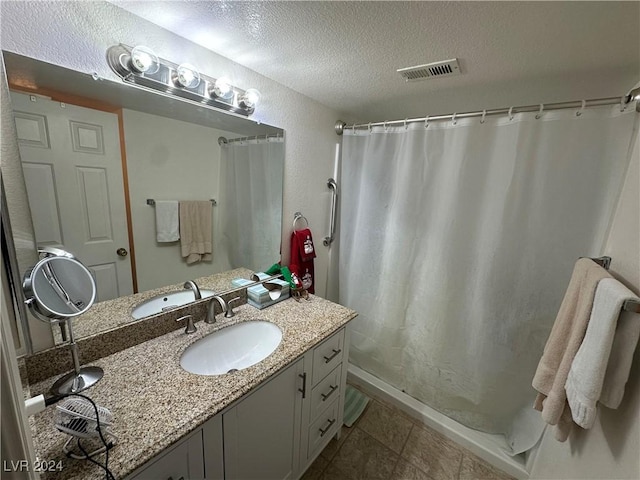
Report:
206,295,227,324
183,280,202,300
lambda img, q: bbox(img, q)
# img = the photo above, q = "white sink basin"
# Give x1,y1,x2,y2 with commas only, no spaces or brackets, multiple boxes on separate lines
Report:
131,289,215,319
180,321,282,376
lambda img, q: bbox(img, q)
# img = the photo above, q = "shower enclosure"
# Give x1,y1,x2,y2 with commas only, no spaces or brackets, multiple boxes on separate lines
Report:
338,99,638,460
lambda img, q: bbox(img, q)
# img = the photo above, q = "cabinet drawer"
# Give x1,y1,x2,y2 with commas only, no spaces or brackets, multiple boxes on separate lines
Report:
307,400,340,460
310,366,342,423
312,328,344,385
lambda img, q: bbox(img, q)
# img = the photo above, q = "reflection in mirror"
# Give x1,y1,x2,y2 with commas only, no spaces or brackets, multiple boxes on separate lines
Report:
23,256,96,320
22,253,104,393
3,52,285,349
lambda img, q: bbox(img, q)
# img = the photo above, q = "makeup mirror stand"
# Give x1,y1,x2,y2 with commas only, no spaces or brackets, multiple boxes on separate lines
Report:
23,252,103,395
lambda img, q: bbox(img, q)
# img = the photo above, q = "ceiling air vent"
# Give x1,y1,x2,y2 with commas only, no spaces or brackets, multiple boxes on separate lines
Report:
397,59,461,82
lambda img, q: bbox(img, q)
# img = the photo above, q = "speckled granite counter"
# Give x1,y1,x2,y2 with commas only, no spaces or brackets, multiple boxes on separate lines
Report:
29,296,357,480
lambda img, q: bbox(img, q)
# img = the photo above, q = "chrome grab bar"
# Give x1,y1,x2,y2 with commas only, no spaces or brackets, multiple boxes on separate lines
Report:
323,178,338,246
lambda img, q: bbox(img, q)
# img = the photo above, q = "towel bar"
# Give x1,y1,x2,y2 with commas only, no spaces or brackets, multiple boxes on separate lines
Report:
147,198,217,206
623,299,640,314
587,256,640,313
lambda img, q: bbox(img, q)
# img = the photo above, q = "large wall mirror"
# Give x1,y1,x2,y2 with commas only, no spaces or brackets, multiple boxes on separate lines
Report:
2,51,284,350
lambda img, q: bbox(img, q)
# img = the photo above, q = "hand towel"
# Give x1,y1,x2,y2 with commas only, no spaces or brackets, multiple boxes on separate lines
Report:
290,229,315,293
155,200,179,242
531,258,612,441
179,201,213,264
565,278,640,428
293,228,316,262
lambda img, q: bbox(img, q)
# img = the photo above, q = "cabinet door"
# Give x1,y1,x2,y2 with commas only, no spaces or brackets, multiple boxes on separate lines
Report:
224,358,304,480
129,430,204,480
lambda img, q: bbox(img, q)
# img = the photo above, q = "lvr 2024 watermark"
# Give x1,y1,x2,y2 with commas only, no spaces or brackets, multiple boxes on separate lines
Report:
3,459,64,472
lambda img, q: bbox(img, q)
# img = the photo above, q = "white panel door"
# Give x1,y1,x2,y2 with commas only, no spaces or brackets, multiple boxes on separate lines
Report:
11,92,133,301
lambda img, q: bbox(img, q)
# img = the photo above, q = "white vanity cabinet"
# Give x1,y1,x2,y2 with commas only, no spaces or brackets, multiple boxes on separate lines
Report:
126,326,349,480
299,327,348,472
222,358,305,480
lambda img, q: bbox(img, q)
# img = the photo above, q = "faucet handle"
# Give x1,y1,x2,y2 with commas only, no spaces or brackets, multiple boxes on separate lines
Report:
225,296,242,318
177,315,197,334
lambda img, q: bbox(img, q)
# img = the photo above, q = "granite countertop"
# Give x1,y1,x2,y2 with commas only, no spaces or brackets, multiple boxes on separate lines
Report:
30,296,357,480
54,267,255,342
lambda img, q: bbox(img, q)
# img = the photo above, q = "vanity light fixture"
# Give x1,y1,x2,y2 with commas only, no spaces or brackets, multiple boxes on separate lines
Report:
239,88,261,112
210,77,234,100
174,63,201,89
107,44,260,116
129,45,160,74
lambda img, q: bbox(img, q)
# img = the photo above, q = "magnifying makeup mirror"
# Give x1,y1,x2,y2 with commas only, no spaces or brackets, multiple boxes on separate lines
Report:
23,250,103,394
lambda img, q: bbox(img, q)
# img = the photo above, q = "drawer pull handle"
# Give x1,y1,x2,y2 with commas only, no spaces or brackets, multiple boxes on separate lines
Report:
298,372,307,398
321,384,338,401
323,348,342,363
319,418,337,437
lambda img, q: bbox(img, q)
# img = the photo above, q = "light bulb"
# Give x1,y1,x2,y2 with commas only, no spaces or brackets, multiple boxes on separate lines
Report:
239,88,261,110
130,46,159,74
210,77,234,100
174,63,200,88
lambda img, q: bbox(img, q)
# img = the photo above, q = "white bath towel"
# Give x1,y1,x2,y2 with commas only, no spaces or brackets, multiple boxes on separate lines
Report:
179,201,213,264
155,200,179,242
532,258,611,441
565,278,640,428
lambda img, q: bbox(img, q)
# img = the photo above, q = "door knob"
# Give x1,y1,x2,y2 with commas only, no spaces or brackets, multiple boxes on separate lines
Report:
116,248,128,257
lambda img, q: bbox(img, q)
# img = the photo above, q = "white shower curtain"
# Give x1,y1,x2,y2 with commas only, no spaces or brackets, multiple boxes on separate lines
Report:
219,137,284,272
339,105,637,451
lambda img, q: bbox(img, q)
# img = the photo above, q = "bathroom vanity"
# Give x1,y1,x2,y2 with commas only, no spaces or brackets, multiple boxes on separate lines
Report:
27,295,356,480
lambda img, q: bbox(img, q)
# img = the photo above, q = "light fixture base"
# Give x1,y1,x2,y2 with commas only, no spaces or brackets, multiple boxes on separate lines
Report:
51,366,104,395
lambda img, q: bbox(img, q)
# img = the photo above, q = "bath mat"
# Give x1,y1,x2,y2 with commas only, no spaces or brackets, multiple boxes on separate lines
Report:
343,385,370,427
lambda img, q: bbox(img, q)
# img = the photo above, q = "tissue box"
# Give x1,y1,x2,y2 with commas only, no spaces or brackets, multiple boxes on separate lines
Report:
247,280,290,304
231,278,254,288
231,277,290,308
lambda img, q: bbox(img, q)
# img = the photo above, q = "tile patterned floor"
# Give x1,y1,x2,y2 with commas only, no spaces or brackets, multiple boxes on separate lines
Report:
302,386,515,480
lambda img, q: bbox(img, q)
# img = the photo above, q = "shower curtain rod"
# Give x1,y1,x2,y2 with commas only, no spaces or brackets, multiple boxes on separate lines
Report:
218,133,283,145
335,86,640,135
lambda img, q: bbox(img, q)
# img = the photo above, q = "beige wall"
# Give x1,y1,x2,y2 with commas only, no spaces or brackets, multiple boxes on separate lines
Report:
122,109,242,292
530,121,640,479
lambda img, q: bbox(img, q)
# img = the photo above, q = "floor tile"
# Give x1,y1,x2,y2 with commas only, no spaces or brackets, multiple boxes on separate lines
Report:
325,427,399,480
458,453,515,480
320,425,353,461
357,400,413,453
301,455,329,480
390,458,432,480
346,382,422,425
401,425,463,480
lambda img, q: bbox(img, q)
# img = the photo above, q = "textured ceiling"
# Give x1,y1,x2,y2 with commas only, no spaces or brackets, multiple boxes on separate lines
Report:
109,1,640,121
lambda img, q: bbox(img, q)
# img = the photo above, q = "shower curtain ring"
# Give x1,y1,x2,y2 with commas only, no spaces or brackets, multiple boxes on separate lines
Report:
535,104,544,119
384,121,388,132
452,113,457,125
576,100,586,117
620,96,627,112
368,122,372,133
480,109,487,124
404,118,408,130
424,115,430,128
508,106,514,121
